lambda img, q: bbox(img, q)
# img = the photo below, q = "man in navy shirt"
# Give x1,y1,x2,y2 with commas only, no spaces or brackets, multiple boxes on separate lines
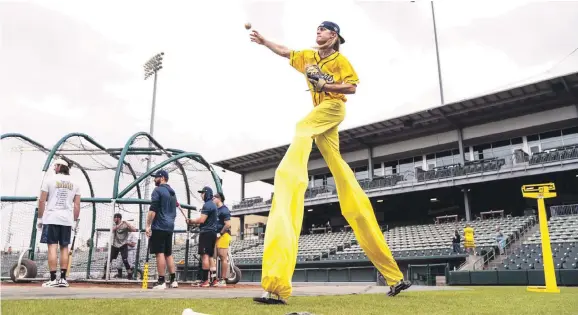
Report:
146,169,178,290
188,186,218,287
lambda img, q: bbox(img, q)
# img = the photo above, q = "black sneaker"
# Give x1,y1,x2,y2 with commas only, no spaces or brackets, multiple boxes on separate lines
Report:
387,280,412,297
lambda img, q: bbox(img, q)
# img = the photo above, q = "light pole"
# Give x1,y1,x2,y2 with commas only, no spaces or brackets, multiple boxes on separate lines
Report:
430,1,445,105
142,52,164,201
411,1,444,105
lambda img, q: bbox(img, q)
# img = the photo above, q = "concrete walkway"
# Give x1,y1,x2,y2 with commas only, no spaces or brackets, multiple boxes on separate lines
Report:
1,283,467,301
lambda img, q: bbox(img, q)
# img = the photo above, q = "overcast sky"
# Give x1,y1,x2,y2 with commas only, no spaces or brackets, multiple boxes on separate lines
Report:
2,0,578,247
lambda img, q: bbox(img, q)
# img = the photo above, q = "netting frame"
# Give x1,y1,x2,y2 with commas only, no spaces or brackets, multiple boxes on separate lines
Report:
1,131,224,284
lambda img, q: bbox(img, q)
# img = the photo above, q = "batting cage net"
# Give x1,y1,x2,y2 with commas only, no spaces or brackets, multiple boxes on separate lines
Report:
1,132,224,284
1,134,51,280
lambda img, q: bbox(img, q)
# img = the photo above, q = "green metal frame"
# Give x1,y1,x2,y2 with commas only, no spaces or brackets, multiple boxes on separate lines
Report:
2,131,221,280
111,132,224,273
0,134,101,262
117,151,223,199
113,132,224,200
39,132,148,277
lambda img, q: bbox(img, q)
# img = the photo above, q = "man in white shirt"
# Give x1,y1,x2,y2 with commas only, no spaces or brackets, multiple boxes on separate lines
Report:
37,158,81,288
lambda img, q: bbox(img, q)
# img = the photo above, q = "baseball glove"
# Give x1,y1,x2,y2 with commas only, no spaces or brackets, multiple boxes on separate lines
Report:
305,64,326,92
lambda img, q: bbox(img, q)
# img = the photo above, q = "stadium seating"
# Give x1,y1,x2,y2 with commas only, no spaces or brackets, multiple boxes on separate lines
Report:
230,143,578,212
415,158,506,182
529,145,578,165
231,158,512,211
231,215,536,265
232,196,263,210
0,215,539,279
498,215,578,270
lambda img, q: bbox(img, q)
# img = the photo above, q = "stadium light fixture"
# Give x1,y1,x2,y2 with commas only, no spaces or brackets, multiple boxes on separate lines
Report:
307,209,313,212
377,199,383,203
430,198,438,202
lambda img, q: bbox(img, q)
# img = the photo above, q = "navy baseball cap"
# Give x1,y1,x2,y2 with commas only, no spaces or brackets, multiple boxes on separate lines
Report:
151,169,169,180
319,21,345,44
197,186,212,194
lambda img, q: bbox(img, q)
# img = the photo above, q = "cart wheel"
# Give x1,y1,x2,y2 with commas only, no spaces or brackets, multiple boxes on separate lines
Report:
226,265,242,284
10,259,38,283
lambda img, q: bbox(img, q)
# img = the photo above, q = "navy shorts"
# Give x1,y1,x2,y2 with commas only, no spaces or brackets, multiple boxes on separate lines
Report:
40,224,72,246
198,231,217,257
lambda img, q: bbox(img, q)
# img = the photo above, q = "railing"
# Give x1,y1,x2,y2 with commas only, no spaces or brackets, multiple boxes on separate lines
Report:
467,215,537,270
550,204,578,217
229,151,578,212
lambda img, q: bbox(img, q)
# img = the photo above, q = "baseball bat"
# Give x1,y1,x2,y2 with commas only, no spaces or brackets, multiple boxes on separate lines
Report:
178,205,188,222
66,219,80,277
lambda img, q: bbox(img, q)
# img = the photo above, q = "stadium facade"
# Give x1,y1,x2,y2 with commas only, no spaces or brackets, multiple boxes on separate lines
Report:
215,72,578,224
213,72,578,286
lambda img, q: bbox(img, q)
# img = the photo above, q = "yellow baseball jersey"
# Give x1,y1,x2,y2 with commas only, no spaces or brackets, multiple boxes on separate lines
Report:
289,49,359,106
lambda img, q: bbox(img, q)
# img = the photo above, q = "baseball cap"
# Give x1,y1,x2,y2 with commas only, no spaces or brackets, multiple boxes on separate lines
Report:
151,169,169,180
319,21,345,44
197,186,212,194
53,158,69,167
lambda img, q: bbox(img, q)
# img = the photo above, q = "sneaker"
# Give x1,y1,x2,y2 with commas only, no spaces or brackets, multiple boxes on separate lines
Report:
152,282,166,290
253,291,287,305
210,278,219,287
190,280,202,287
170,281,179,288
215,279,227,287
199,280,210,287
42,279,59,288
58,279,70,287
387,280,412,297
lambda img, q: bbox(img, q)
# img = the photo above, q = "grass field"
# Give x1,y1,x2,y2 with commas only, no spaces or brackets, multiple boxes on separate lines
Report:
3,286,578,315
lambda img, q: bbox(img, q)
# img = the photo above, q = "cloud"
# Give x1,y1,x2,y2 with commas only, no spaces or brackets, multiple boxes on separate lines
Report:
18,95,88,119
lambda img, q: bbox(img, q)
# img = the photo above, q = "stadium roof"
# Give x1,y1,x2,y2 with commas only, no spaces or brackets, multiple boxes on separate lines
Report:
213,71,578,175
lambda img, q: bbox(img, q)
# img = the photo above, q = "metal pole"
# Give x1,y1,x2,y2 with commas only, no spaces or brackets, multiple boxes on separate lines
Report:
143,71,158,199
143,53,162,203
431,1,445,105
149,71,158,137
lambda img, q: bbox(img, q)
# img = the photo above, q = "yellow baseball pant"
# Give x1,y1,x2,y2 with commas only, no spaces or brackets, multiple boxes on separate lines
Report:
261,99,403,299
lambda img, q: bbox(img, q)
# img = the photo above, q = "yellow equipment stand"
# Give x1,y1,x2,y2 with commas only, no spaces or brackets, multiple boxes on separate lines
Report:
521,183,560,294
